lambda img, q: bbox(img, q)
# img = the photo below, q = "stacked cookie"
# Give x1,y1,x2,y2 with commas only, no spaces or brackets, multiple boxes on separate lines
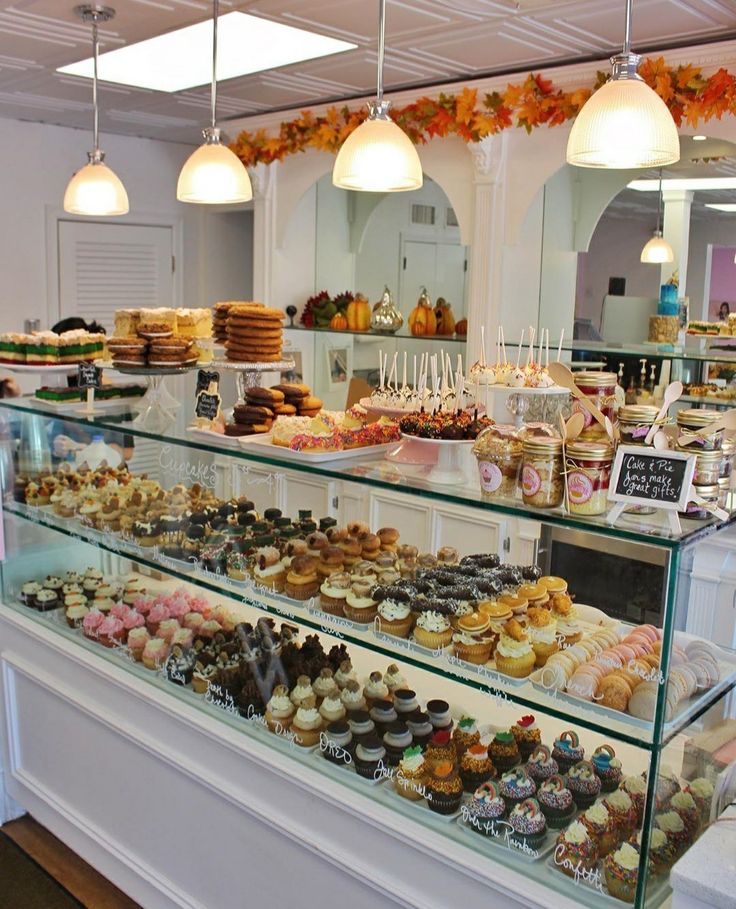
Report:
225,387,286,436
106,336,148,367
213,302,233,343
107,335,197,369
224,303,285,363
272,383,322,416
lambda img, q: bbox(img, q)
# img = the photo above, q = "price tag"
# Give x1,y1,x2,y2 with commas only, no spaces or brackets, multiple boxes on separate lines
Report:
195,391,221,421
607,445,696,533
77,363,101,389
196,369,220,395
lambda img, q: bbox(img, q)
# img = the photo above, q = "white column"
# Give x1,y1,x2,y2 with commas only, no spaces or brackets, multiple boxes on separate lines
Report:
250,161,277,305
466,135,507,364
661,189,693,293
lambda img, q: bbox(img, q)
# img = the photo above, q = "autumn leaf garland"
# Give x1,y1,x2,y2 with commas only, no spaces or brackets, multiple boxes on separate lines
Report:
230,57,736,167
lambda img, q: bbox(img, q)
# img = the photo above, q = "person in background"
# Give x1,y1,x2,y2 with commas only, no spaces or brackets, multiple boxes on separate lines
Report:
719,302,730,321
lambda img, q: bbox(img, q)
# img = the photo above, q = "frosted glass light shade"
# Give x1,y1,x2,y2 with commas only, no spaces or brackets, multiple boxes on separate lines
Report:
641,232,674,264
63,158,129,216
333,109,423,192
567,76,680,169
177,136,252,204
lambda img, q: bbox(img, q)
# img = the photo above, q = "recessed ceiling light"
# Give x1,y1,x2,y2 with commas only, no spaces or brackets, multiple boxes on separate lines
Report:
628,177,736,191
692,135,707,141
57,11,356,93
705,204,736,212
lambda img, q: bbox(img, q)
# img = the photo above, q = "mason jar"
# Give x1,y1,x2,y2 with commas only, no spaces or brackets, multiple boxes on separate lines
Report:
565,440,615,516
679,483,719,520
618,404,661,446
473,427,523,500
521,437,564,509
573,371,618,441
676,408,723,451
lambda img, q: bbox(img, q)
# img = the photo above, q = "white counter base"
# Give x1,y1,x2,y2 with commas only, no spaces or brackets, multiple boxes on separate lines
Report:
0,606,582,909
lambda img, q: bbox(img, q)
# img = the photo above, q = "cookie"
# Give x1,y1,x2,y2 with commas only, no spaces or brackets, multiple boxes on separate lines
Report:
224,423,264,437
247,387,285,405
225,351,284,363
228,304,283,319
273,403,297,415
299,396,323,412
234,404,274,422
272,383,310,398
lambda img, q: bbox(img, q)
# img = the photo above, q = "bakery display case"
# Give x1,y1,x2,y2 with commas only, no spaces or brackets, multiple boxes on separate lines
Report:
0,397,734,909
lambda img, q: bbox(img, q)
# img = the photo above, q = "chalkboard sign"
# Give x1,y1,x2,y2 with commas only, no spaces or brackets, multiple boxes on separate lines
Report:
77,363,101,389
196,369,220,395
196,391,221,421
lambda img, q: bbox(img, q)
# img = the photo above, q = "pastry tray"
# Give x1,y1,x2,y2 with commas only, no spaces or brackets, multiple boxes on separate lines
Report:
383,784,464,823
309,749,386,786
457,814,557,862
237,434,397,463
544,854,670,907
186,426,243,448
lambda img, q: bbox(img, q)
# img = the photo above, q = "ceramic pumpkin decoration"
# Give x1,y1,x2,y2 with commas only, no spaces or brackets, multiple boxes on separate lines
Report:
434,297,456,336
409,287,436,337
330,312,348,330
347,294,371,331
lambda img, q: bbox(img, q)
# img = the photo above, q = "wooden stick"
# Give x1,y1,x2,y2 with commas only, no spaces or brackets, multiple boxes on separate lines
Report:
557,328,565,363
516,329,525,368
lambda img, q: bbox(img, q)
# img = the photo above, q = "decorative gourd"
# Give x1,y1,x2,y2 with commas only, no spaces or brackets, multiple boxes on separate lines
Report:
330,312,348,330
434,297,456,336
454,318,468,337
409,287,436,337
346,294,371,331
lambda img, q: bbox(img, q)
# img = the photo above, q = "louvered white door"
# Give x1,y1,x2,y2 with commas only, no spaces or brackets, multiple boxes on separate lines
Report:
58,221,174,332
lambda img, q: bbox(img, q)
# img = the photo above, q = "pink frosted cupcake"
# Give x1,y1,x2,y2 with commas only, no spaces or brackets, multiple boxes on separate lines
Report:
127,627,150,661
167,597,189,622
82,609,105,641
122,608,145,638
171,628,193,650
157,618,181,643
188,596,210,617
133,596,154,618
97,616,125,648
110,602,129,620
142,638,169,670
183,612,205,633
146,602,170,636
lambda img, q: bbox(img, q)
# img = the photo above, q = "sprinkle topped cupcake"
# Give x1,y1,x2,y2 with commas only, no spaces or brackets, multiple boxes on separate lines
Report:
555,821,597,878
592,744,623,792
552,730,584,774
604,842,641,903
460,743,495,792
526,744,559,783
470,781,506,827
511,714,542,760
395,746,427,802
567,760,602,809
537,775,575,828
508,798,547,848
426,761,463,815
489,730,521,772
499,767,537,810
453,716,481,757
603,788,637,839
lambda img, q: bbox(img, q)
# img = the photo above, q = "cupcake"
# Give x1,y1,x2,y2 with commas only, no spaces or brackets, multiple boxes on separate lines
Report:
393,688,419,716
35,588,59,612
653,764,681,809
552,730,584,774
526,744,559,783
554,820,597,878
369,698,397,735
406,711,434,748
567,760,602,809
341,680,367,714
347,710,375,745
413,610,452,650
343,579,378,623
655,810,690,860
383,721,413,767
334,659,357,689
319,689,347,725
354,735,387,780
550,593,581,645
488,730,520,773
494,619,536,678
426,698,453,733
126,627,150,662
603,788,637,840
603,842,641,903
82,611,104,644
376,599,413,638
453,716,481,757
142,638,169,670
526,606,559,667
424,729,456,766
291,675,315,708
670,790,700,839
20,581,41,607
499,766,537,811
452,612,493,664
363,671,390,708
636,827,674,875
538,775,575,828
265,684,296,732
426,761,463,815
253,546,286,591
313,668,337,703
459,744,495,792
621,774,647,825
384,664,407,695
511,715,542,760
320,721,353,765
592,745,623,792
395,746,427,801
97,616,124,648
508,798,547,849
467,782,506,835
319,571,350,616
65,597,89,628
580,801,616,856
291,696,323,747
686,777,715,823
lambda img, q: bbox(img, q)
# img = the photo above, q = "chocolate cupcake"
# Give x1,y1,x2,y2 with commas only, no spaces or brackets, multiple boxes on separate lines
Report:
354,735,387,780
370,699,398,737
426,698,453,732
537,775,576,828
426,761,463,815
406,710,434,748
348,710,375,745
321,721,353,766
393,688,419,715
383,721,413,767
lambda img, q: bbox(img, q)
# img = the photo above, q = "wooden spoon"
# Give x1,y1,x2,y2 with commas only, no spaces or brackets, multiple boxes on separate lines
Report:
565,411,585,442
677,408,736,447
547,362,608,431
644,380,683,446
652,430,670,451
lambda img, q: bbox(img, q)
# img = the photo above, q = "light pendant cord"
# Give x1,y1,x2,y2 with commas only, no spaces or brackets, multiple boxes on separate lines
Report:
376,0,385,101
92,15,99,153
623,0,633,55
211,0,218,131
656,168,663,233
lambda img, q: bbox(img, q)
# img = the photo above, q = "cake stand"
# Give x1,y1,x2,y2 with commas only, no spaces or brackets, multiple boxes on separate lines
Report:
99,363,199,432
3,363,78,388
212,358,296,402
473,384,569,428
389,434,475,485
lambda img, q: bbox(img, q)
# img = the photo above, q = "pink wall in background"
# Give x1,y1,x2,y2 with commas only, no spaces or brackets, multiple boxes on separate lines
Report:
708,246,736,319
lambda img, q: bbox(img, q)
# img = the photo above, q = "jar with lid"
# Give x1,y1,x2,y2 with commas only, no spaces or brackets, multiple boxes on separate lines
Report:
472,427,522,500
573,371,618,440
686,449,722,487
521,437,564,508
679,484,719,520
565,440,615,516
618,404,661,446
676,408,723,451
721,437,734,479
718,477,731,510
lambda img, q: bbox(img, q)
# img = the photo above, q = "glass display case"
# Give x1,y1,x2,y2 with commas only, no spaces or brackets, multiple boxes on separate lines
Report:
0,396,733,909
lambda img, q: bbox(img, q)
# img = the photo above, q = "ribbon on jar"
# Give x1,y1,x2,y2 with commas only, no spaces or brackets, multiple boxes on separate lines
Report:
689,490,730,522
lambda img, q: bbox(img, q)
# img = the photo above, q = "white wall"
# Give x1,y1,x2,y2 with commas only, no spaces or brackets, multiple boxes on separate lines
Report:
688,216,736,320
314,178,354,295
0,118,253,335
272,183,317,312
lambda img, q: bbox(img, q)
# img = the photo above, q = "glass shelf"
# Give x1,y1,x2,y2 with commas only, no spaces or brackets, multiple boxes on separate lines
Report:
1,395,732,549
285,325,467,343
6,503,735,749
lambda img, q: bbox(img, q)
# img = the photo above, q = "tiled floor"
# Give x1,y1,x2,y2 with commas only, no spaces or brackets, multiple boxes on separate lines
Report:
2,816,140,909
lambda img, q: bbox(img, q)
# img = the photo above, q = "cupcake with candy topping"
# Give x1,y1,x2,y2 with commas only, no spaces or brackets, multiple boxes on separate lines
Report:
592,745,623,792
426,761,463,815
405,710,433,749
580,801,616,856
537,775,575,828
499,766,537,811
567,760,602,809
621,775,647,825
526,744,559,784
508,798,547,849
552,730,584,774
460,743,495,792
468,781,506,835
554,821,597,879
395,746,427,802
604,842,641,903
511,714,542,760
489,730,521,773
424,729,456,766
655,810,690,860
453,716,480,757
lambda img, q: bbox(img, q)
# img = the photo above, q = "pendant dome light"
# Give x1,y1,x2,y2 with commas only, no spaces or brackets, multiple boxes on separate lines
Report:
63,5,129,216
567,0,680,169
332,0,422,193
177,0,252,204
641,169,674,263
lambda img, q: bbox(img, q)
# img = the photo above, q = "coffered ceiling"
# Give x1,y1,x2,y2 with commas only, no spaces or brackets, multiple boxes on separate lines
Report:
0,0,735,144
